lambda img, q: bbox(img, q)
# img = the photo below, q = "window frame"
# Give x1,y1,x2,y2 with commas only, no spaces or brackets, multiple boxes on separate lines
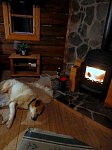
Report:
2,2,40,41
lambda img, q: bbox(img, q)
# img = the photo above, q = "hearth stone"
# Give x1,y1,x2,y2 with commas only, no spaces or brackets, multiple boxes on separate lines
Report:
52,78,112,130
77,107,91,118
93,113,112,129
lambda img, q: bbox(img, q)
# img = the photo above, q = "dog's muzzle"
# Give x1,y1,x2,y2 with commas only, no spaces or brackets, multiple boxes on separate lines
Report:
29,98,45,121
31,116,37,121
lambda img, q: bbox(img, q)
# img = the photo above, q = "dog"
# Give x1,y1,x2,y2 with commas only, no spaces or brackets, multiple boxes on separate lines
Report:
0,78,53,128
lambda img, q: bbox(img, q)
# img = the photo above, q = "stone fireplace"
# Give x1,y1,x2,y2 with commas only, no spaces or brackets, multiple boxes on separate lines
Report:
79,0,112,100
66,0,112,100
66,0,109,74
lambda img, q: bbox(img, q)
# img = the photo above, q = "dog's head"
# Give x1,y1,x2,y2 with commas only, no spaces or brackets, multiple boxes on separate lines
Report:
29,99,45,121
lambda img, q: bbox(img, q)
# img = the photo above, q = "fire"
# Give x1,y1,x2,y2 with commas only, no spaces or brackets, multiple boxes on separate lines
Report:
85,66,106,83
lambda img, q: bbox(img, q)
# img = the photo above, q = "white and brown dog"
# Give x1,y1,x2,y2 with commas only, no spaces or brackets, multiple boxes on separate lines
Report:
0,79,53,128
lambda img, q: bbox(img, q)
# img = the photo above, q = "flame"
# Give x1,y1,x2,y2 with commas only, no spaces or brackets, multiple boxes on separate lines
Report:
85,66,106,83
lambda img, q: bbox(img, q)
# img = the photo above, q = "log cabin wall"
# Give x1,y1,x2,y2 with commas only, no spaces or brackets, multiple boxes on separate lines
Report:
0,0,69,71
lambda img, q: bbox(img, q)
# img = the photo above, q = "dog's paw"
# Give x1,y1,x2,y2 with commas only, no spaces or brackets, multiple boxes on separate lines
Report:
0,114,3,124
6,120,13,128
2,116,8,124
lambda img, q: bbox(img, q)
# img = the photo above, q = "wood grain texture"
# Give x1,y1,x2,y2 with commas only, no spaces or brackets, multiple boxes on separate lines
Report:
0,0,69,71
9,53,40,77
0,100,112,150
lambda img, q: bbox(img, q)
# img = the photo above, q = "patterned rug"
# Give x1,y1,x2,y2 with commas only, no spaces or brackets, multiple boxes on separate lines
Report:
18,128,94,150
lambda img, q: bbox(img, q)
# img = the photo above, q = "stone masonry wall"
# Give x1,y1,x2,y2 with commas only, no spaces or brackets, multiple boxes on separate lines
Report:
66,0,109,74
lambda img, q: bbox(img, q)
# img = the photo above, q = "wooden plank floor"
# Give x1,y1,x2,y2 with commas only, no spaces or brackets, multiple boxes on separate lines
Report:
0,100,112,150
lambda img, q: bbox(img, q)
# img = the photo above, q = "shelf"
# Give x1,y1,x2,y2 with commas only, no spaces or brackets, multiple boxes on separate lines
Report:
11,71,39,77
9,53,40,77
9,53,40,59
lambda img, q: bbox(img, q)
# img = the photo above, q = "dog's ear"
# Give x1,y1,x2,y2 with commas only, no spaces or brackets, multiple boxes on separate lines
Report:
35,100,41,107
35,100,45,115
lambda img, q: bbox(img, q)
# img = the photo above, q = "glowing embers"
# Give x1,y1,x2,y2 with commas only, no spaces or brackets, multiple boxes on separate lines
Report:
85,66,106,84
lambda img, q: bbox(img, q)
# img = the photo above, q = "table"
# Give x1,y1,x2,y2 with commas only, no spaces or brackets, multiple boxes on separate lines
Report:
9,53,40,77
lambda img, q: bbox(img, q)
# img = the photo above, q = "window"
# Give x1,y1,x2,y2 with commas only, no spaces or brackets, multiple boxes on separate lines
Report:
2,2,40,41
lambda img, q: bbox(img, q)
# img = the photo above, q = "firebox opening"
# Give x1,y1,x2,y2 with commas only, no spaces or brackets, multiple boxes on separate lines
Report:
85,66,106,84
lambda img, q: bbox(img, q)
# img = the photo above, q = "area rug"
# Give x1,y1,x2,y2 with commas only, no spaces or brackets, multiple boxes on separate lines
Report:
18,128,94,150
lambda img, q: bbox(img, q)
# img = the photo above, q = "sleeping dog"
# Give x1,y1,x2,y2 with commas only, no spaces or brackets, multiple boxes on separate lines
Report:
0,79,53,128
